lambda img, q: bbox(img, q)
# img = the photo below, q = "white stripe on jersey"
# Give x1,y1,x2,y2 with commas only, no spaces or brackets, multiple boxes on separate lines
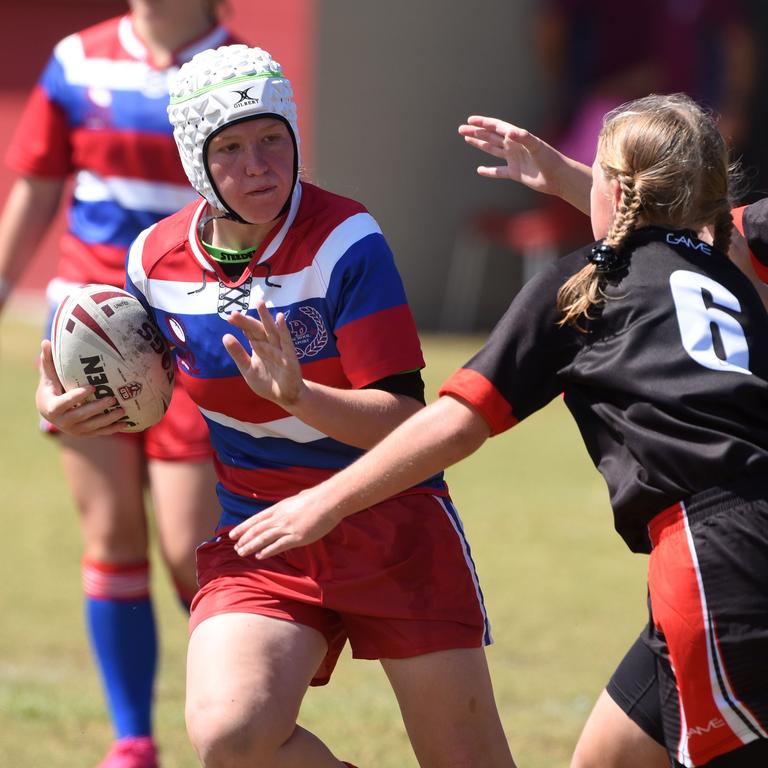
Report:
74,170,198,213
58,52,166,94
54,32,171,94
46,277,81,306
54,18,232,96
117,15,148,60
200,407,328,443
311,211,383,286
145,188,386,315
126,224,158,297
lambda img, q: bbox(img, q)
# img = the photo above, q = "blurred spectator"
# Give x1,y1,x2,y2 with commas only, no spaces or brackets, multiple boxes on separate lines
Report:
737,0,768,200
536,0,755,168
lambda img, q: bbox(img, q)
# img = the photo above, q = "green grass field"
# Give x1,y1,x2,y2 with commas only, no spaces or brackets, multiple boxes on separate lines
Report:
0,307,648,767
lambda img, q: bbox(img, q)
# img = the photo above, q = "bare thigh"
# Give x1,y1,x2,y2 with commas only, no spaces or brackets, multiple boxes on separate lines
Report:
59,433,148,562
382,647,517,768
148,458,218,595
186,612,345,768
570,689,669,768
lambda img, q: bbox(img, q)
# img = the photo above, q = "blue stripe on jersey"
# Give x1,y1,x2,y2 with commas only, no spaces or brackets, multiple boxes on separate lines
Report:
102,90,174,135
205,418,363,470
40,56,72,116
216,485,271,526
324,234,410,326
70,199,166,247
153,299,342,381
42,56,173,135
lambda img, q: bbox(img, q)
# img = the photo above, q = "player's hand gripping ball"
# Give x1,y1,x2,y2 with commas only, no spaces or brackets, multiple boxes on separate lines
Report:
50,284,174,432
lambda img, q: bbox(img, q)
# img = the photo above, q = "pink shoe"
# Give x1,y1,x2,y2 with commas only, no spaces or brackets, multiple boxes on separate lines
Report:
96,737,159,768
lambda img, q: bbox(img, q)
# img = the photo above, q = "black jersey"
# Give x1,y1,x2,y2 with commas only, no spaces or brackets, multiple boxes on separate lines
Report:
440,227,768,552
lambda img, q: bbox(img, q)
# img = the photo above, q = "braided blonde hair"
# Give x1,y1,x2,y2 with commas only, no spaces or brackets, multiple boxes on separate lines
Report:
557,93,736,330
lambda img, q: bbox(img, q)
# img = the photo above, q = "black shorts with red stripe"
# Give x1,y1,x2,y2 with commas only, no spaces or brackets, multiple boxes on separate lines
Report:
608,628,768,767
642,475,768,767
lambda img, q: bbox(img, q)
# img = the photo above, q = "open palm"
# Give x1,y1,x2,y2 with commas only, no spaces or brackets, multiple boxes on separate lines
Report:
459,115,561,194
223,301,305,407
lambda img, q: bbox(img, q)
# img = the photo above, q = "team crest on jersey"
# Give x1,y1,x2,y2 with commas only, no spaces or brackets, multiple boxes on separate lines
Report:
285,306,329,359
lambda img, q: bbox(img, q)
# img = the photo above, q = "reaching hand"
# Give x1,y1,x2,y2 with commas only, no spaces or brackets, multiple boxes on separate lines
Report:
223,301,306,407
229,487,343,559
458,115,592,212
35,340,127,436
459,116,551,189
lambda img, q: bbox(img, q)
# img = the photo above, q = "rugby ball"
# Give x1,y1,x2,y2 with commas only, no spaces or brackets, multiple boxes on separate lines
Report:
50,284,174,432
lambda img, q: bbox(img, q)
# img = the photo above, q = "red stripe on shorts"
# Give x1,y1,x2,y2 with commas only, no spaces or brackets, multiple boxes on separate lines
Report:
648,502,744,766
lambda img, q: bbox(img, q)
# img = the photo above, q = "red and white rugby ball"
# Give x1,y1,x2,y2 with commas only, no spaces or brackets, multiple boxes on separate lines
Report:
50,284,174,433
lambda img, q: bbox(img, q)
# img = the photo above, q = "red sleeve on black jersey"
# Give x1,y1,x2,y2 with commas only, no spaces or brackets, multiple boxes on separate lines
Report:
439,251,584,436
5,85,72,178
439,368,518,436
737,200,768,284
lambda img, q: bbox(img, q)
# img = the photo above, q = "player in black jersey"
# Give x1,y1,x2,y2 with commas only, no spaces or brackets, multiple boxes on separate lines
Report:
222,94,768,768
455,101,768,768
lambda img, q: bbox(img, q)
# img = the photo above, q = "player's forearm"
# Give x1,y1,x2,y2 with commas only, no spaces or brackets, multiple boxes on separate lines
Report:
0,176,65,297
317,395,490,521
555,156,592,215
284,381,424,449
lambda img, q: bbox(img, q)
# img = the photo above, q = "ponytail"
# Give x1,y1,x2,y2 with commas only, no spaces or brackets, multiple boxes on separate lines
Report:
557,174,642,330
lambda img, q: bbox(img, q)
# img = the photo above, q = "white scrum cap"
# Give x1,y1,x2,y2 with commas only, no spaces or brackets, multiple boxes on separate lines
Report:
167,44,299,218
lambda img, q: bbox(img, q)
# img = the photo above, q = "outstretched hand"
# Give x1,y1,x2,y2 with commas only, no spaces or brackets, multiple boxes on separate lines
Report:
229,487,343,559
35,340,127,436
458,115,592,213
223,301,305,407
459,115,565,194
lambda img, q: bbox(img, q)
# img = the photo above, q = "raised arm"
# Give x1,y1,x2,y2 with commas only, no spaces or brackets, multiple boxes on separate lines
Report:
458,115,592,214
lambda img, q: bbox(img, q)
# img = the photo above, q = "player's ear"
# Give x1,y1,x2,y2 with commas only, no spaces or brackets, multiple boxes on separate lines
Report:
610,178,621,216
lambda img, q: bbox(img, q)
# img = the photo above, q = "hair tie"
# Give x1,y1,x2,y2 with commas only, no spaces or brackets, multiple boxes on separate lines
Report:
588,243,625,273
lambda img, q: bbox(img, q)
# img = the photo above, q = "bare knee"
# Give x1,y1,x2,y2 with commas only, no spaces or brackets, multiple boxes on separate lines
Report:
186,698,293,768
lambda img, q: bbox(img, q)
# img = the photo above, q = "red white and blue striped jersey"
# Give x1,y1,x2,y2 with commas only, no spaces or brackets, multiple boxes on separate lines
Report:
126,181,446,528
5,14,233,295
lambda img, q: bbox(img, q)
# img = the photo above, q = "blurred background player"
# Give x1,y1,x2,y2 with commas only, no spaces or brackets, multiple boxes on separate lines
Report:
0,2,237,766
535,0,755,167
478,0,758,279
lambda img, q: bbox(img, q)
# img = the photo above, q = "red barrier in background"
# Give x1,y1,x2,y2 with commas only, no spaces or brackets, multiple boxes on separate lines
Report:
0,0,316,297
